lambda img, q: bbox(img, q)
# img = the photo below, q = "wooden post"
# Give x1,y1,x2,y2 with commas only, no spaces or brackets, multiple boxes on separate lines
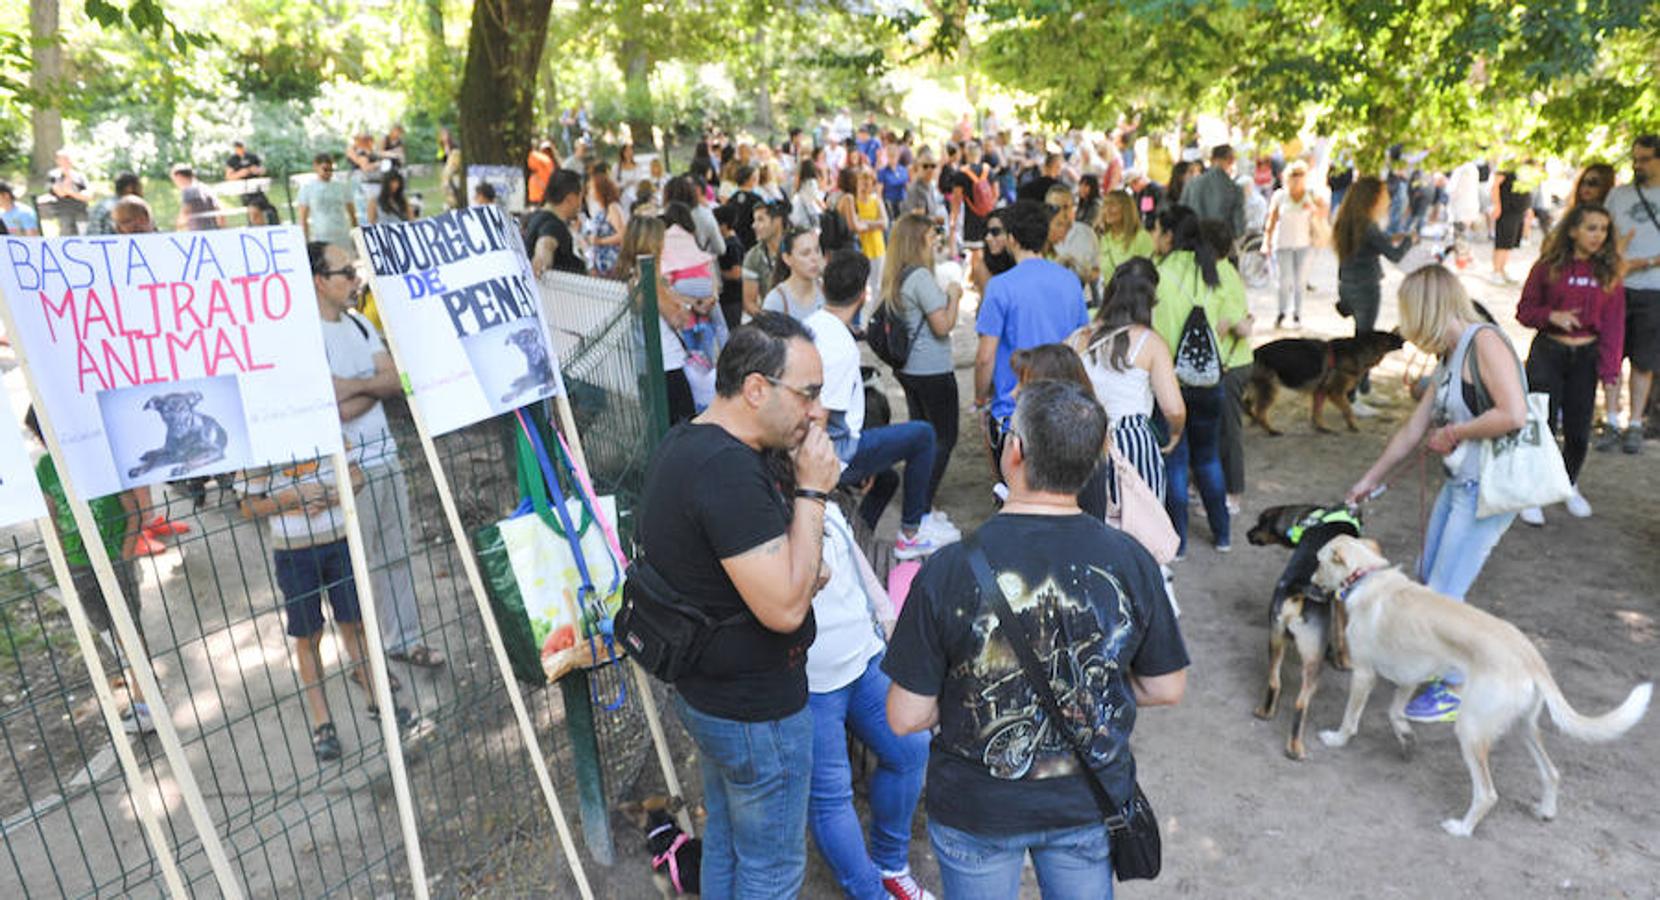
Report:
548,389,693,837
355,227,595,898
331,450,431,899
0,304,245,899
35,516,189,899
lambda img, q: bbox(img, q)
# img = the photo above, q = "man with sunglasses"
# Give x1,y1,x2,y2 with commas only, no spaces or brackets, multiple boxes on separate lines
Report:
637,312,840,898
1602,134,1660,454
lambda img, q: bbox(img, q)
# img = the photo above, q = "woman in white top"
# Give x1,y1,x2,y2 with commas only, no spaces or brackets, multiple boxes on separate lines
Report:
1262,160,1326,328
792,159,825,230
615,143,644,194
1069,257,1186,500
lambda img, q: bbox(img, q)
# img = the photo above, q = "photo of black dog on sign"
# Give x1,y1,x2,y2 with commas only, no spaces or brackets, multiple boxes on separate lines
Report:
98,376,252,488
461,320,561,411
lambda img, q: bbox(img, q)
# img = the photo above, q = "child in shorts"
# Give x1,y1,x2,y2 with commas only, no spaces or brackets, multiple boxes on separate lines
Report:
28,409,153,734
238,454,412,761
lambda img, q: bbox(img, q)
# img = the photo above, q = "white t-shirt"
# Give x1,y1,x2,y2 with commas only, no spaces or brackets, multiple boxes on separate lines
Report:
657,317,686,370
805,505,886,693
1269,188,1317,249
1609,183,1660,291
241,456,348,549
806,309,864,450
320,311,398,468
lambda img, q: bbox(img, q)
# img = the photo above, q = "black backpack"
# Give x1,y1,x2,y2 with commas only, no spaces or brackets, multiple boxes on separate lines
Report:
817,197,854,252
1172,305,1222,387
866,266,922,370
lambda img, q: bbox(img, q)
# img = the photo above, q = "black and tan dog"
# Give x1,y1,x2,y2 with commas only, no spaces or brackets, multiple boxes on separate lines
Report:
1246,331,1405,434
1247,503,1361,759
619,795,701,898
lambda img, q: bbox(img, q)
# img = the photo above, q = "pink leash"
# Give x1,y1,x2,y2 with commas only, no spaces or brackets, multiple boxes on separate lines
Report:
555,427,630,566
650,826,691,894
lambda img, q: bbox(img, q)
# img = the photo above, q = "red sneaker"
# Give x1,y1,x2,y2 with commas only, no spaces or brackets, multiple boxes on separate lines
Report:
881,872,935,900
133,533,168,557
146,516,191,536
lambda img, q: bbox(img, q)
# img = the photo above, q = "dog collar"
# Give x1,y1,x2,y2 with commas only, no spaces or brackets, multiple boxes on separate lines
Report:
1337,566,1381,604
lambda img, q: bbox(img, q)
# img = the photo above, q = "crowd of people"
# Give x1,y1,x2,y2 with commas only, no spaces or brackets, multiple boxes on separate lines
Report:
5,112,1656,897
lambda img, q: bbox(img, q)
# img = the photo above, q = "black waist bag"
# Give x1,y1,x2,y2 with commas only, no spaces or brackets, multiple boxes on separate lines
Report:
616,560,740,683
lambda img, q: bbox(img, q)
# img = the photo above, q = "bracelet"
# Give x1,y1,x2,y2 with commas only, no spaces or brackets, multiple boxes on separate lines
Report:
794,488,830,503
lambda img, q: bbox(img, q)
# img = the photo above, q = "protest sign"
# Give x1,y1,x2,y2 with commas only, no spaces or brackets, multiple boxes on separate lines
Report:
0,227,344,498
466,165,527,214
358,204,565,435
0,390,47,528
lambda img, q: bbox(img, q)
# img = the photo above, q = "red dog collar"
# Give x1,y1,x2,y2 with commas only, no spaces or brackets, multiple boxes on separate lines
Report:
1337,566,1382,604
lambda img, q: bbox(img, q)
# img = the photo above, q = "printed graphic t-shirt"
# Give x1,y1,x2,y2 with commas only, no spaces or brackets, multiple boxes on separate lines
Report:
637,423,815,721
884,513,1189,834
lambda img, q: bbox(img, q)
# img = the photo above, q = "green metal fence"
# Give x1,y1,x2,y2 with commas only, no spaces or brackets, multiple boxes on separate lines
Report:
0,268,670,897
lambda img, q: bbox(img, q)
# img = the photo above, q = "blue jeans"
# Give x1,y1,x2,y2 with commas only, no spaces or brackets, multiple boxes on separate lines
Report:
839,421,936,530
1165,385,1230,553
929,820,1113,900
1419,479,1516,602
674,697,813,899
809,652,930,899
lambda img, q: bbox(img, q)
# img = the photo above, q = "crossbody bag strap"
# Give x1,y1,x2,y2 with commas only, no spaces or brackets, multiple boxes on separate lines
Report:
1634,185,1660,234
965,541,1130,831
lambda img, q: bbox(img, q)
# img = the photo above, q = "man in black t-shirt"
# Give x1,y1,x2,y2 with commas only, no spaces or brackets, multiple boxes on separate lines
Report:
225,141,279,225
637,312,839,898
526,170,586,277
886,380,1189,896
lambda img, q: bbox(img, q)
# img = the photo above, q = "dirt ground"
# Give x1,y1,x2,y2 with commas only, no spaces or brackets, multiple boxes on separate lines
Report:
514,237,1659,899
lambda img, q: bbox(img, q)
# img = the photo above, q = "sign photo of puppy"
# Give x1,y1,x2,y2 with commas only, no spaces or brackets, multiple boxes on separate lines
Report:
97,375,254,490
461,320,564,413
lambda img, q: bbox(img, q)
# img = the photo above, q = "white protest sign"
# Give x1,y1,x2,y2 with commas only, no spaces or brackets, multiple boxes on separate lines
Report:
358,204,564,436
0,390,47,527
0,226,345,498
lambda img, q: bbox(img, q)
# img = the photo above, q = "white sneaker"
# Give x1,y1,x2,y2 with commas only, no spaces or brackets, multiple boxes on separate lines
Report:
1564,488,1592,518
894,531,940,560
122,702,156,735
1519,506,1545,527
918,514,961,544
1350,400,1381,418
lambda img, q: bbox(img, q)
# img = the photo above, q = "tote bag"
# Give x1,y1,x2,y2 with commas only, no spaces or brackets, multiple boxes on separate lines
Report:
1105,445,1180,563
1466,330,1573,518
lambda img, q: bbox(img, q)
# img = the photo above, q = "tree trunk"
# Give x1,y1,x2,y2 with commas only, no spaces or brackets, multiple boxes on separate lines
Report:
620,40,655,151
29,0,64,189
458,0,554,166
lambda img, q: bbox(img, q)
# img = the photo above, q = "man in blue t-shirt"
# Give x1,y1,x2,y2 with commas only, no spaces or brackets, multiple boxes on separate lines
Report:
973,199,1089,448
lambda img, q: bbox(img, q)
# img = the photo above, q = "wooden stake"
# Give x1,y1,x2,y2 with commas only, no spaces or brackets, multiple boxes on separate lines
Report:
548,394,693,837
0,305,245,899
34,516,189,899
331,450,431,897
355,233,594,897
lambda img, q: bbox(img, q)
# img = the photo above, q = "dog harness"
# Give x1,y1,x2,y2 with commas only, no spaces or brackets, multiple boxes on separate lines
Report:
1336,566,1382,604
649,822,692,894
1287,506,1362,545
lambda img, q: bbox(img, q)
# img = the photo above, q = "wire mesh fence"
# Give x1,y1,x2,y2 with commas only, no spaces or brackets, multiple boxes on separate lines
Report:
0,268,670,897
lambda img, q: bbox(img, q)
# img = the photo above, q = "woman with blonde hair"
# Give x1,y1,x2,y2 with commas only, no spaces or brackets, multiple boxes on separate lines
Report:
1345,264,1528,722
1097,190,1155,274
617,215,698,424
853,168,890,292
881,213,962,506
1262,159,1326,328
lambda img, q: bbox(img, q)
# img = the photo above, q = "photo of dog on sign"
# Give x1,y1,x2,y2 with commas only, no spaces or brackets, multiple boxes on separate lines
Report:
461,320,563,412
97,376,253,489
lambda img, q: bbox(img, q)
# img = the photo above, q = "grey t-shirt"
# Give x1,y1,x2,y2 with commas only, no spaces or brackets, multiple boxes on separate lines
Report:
1608,183,1660,291
899,267,953,376
762,282,825,322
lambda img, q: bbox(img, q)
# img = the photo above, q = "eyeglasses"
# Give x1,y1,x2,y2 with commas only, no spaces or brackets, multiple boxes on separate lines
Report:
764,375,823,403
1582,179,1605,188
986,226,1006,237
317,266,358,281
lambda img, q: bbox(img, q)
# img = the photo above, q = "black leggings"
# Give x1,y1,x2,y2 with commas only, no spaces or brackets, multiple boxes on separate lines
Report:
665,368,696,425
896,371,958,506
1525,334,1598,483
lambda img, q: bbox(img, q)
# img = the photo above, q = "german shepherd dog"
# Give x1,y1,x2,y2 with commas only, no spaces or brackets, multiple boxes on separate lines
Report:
1247,504,1360,760
1313,537,1651,835
1246,331,1405,434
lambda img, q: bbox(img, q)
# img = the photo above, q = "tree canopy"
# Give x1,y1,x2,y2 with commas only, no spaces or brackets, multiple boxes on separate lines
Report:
4,0,1657,185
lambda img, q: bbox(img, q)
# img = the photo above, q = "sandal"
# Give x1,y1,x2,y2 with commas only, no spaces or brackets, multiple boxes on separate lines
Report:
368,704,418,733
387,644,446,669
312,723,342,762
351,666,401,693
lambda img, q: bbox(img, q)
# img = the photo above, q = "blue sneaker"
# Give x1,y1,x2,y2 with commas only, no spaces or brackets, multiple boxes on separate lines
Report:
1404,680,1460,723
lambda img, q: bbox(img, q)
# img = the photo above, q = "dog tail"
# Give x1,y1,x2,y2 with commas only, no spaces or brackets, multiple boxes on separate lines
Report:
1535,664,1652,742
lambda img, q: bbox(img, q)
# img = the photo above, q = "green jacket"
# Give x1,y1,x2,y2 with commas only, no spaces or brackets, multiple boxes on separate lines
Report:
1153,251,1253,370
1100,229,1155,277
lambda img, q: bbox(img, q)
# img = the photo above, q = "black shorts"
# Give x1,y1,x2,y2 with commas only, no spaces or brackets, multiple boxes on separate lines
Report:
1624,288,1660,372
1494,213,1526,250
